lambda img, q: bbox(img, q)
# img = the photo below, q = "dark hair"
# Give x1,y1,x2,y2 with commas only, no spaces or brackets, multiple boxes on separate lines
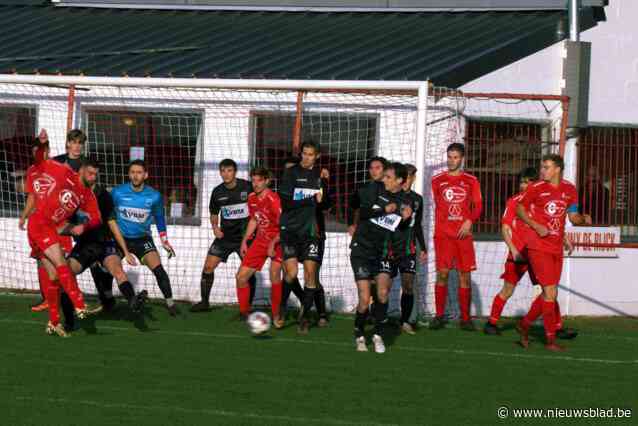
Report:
67,129,87,144
219,158,237,171
300,140,320,154
447,142,465,156
284,155,299,167
250,166,271,180
368,156,388,169
81,157,100,169
30,137,49,150
387,162,408,182
519,166,538,181
542,154,564,172
129,159,147,171
404,163,417,176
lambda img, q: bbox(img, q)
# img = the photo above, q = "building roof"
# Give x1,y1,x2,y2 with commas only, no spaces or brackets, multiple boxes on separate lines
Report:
0,2,606,86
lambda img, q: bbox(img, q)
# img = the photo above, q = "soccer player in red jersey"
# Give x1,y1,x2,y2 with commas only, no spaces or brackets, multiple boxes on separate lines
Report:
26,130,102,336
235,167,283,325
515,154,591,351
430,143,483,331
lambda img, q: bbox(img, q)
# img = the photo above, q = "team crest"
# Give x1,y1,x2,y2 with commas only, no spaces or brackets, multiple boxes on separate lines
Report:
443,186,467,203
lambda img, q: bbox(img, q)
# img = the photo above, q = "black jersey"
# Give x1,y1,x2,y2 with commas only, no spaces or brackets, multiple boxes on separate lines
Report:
315,177,331,240
350,181,407,257
390,190,426,258
77,184,114,244
279,164,324,241
208,178,252,243
53,154,84,173
347,180,382,226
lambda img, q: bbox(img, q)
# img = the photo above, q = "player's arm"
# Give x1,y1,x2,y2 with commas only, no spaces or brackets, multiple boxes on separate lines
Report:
240,218,258,257
414,194,427,258
359,186,392,220
516,193,548,237
563,234,574,255
108,219,137,266
18,193,35,230
209,189,223,239
70,189,102,237
459,178,483,239
567,208,592,226
152,193,175,258
318,177,332,211
279,168,316,210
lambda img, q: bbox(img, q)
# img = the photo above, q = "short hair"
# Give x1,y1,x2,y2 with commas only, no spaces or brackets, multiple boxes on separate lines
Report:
250,166,271,180
219,158,237,171
542,154,564,172
519,166,538,181
30,137,49,150
404,163,417,177
387,162,408,182
368,156,388,169
300,140,320,154
67,129,86,144
129,159,147,171
447,142,465,156
81,157,100,169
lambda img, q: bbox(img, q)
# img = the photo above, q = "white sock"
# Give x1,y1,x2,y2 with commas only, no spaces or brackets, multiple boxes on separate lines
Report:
166,298,175,307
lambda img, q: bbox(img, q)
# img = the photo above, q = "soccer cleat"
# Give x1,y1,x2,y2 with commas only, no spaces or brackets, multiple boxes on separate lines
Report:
544,342,567,352
460,320,477,332
483,322,501,336
273,316,285,330
401,322,416,335
556,327,578,340
297,319,310,335
372,334,386,354
45,321,70,338
74,308,89,319
31,300,49,312
167,304,179,317
130,290,148,313
429,316,447,330
87,304,104,315
189,301,211,313
318,317,329,328
355,336,368,352
516,320,530,349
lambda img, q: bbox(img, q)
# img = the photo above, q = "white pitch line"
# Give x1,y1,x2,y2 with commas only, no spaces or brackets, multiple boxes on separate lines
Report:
1,318,636,366
14,396,397,426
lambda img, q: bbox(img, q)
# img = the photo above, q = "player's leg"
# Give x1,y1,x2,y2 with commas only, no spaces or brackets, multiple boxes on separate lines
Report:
354,279,371,352
90,264,115,311
102,254,146,312
298,258,320,333
281,255,302,319
141,248,176,315
39,258,62,330
191,254,223,312
235,266,257,319
311,239,328,326
268,260,283,327
42,243,87,314
400,272,416,335
457,238,477,331
484,281,516,335
432,236,451,329
371,272,392,353
31,260,49,312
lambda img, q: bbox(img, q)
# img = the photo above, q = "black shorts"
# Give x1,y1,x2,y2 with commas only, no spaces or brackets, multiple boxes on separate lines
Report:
378,255,417,278
281,237,323,264
207,238,242,262
124,236,157,261
68,240,119,272
350,247,381,282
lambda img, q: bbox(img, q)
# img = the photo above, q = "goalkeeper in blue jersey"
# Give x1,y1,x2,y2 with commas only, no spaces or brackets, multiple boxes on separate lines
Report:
111,160,178,316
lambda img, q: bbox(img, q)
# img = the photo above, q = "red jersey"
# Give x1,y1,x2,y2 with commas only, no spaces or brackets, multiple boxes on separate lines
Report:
502,193,531,250
431,171,483,238
518,180,578,254
26,159,101,228
248,189,281,241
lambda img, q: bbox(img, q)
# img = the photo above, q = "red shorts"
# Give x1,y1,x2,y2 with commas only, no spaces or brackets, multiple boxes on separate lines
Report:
241,237,282,271
527,249,564,287
27,215,73,259
434,234,477,273
500,249,538,285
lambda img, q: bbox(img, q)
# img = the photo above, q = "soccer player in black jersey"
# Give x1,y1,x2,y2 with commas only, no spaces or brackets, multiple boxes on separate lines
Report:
279,141,328,334
191,159,256,312
351,162,413,353
65,158,147,314
388,164,427,335
347,156,387,237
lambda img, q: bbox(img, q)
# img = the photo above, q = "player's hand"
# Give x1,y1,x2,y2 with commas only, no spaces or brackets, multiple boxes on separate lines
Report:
124,252,138,266
534,224,549,237
38,128,48,144
385,203,398,214
347,224,356,237
70,224,85,237
457,219,473,239
18,216,26,230
419,250,428,264
315,189,323,204
162,240,176,259
213,226,224,239
240,241,248,258
401,205,413,220
563,238,574,256
320,168,330,180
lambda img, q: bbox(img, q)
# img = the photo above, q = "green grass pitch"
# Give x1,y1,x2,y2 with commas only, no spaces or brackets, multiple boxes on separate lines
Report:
1,293,636,426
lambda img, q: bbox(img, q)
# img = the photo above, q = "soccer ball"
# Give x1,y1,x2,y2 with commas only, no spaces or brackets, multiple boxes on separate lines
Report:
247,311,271,335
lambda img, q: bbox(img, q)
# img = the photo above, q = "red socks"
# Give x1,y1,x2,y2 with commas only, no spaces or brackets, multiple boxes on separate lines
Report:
458,287,471,322
55,265,85,310
522,295,543,328
45,279,61,325
270,281,282,318
555,302,563,330
489,294,506,325
237,286,251,316
434,285,448,317
543,300,557,343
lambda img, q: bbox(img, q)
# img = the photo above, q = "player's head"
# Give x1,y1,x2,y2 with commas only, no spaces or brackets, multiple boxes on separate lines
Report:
219,158,237,184
128,160,148,188
30,136,50,161
519,166,539,192
541,154,564,183
446,143,465,173
284,154,299,169
404,163,417,190
300,140,320,169
368,156,388,182
250,167,271,194
66,129,86,159
79,158,100,188
383,162,407,193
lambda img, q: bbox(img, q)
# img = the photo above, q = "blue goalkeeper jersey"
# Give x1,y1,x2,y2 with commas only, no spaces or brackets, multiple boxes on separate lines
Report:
111,183,167,239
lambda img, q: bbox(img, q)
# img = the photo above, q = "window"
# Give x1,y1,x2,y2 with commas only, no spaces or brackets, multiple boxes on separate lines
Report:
465,119,554,237
84,109,203,225
0,106,36,218
578,126,638,240
251,111,378,232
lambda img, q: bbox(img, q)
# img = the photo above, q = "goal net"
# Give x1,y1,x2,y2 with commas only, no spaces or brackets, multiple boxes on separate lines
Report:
0,79,568,319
